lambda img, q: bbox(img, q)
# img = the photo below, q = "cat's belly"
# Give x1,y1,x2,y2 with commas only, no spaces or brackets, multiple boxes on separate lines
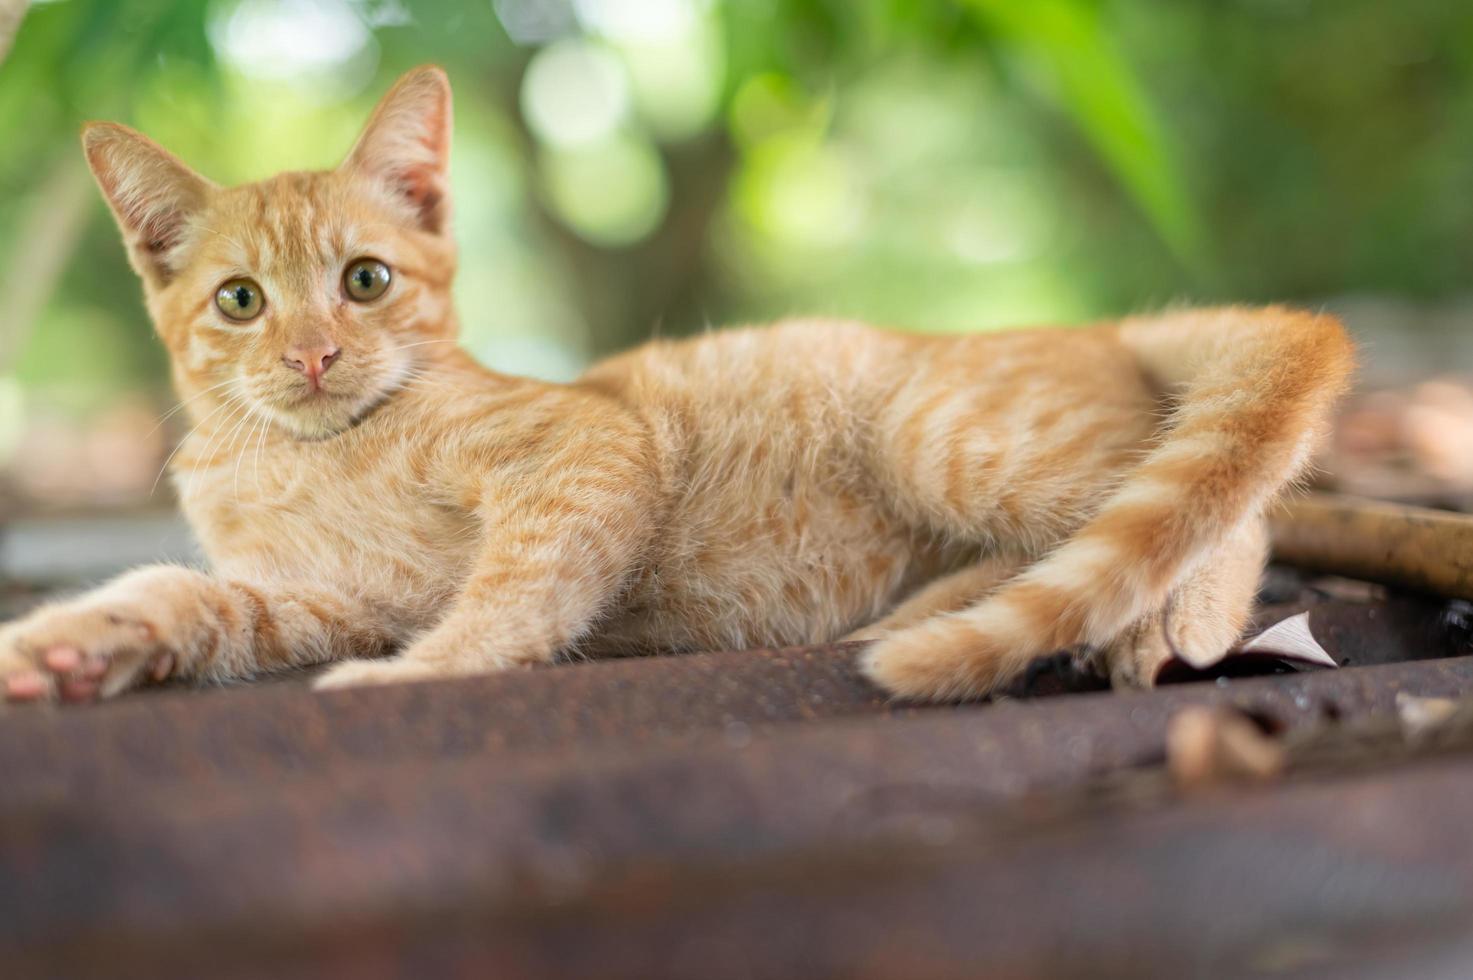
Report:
584,486,967,656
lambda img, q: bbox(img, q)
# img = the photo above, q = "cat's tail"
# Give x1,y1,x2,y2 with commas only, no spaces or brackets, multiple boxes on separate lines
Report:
862,305,1355,700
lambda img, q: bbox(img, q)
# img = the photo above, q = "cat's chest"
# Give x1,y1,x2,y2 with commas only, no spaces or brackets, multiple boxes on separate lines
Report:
180,446,475,604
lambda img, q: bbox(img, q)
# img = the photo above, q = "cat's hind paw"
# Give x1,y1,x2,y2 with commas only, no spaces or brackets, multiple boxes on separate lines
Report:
860,616,1023,703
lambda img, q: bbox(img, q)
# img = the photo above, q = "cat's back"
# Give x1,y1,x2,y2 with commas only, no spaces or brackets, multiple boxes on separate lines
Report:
584,317,904,396
580,318,913,453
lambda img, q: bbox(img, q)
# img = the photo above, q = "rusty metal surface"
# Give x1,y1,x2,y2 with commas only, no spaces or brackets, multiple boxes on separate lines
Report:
4,656,1473,978
1,568,1471,978
0,578,1465,800
0,608,1468,806
0,643,912,798
1270,593,1473,668
9,713,1473,978
289,756,1473,980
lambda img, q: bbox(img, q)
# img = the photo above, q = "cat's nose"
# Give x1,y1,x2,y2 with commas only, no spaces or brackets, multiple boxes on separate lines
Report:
283,345,341,389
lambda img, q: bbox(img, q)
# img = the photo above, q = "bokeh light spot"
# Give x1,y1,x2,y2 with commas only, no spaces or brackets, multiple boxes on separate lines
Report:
521,38,630,148
540,132,669,246
573,0,705,45
206,0,377,101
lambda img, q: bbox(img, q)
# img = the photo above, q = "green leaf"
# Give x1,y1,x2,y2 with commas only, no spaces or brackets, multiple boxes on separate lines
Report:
968,0,1203,267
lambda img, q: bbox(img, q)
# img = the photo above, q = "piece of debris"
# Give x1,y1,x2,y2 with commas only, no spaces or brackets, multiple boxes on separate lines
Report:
1395,692,1461,741
1237,612,1338,668
1152,611,1339,685
1167,706,1287,789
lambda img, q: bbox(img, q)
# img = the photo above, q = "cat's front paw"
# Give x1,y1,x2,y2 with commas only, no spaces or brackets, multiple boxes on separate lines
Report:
314,637,542,691
1,602,179,705
313,657,450,691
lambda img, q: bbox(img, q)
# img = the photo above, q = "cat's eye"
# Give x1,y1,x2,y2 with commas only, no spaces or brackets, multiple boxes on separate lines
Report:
344,258,391,302
215,278,264,321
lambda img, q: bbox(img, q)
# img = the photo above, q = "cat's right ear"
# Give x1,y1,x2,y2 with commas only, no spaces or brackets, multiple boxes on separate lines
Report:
342,65,453,235
81,122,212,288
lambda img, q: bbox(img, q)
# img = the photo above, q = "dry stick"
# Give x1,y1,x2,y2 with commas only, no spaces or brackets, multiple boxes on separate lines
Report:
1270,493,1473,601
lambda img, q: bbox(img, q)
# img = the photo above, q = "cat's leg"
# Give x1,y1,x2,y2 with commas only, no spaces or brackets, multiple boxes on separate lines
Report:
844,553,1027,642
315,451,659,690
1103,517,1269,687
314,543,644,690
852,517,1264,685
0,565,399,704
862,310,1349,700
866,513,1271,701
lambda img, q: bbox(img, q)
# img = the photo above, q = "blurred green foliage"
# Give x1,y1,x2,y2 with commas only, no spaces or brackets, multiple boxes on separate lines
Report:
3,0,1473,429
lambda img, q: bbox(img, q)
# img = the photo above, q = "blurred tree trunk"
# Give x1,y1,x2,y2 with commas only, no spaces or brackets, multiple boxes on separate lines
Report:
0,0,23,67
489,67,734,354
0,156,94,373
541,134,735,353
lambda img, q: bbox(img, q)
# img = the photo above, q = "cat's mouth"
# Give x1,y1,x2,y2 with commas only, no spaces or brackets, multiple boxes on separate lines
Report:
290,388,354,405
252,353,413,440
259,380,396,440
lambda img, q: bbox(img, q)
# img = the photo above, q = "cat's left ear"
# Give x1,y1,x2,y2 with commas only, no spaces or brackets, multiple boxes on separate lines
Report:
344,65,453,235
82,122,213,288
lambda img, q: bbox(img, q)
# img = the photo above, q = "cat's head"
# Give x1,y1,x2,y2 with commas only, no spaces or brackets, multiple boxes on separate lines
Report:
82,66,458,439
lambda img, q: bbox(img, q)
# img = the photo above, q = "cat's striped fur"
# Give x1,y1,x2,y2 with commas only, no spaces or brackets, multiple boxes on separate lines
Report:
0,67,1353,705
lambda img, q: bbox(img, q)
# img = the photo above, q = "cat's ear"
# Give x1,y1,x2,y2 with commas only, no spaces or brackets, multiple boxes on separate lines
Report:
81,122,212,288
343,65,453,235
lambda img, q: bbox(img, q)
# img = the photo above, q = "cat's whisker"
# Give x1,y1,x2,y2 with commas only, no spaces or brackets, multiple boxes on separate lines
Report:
184,402,242,493
211,405,256,488
252,412,271,487
234,413,267,502
221,400,259,470
145,377,239,439
150,391,246,498
384,339,459,353
386,370,438,396
186,394,252,493
249,415,270,492
197,224,250,254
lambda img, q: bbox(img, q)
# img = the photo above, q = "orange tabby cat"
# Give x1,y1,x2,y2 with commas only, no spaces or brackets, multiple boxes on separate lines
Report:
0,66,1353,706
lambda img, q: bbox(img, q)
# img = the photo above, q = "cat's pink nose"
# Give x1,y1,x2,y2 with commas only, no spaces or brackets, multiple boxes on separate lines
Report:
283,345,340,389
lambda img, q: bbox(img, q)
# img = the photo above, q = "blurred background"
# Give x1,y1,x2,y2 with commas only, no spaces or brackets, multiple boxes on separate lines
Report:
2,0,1473,593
